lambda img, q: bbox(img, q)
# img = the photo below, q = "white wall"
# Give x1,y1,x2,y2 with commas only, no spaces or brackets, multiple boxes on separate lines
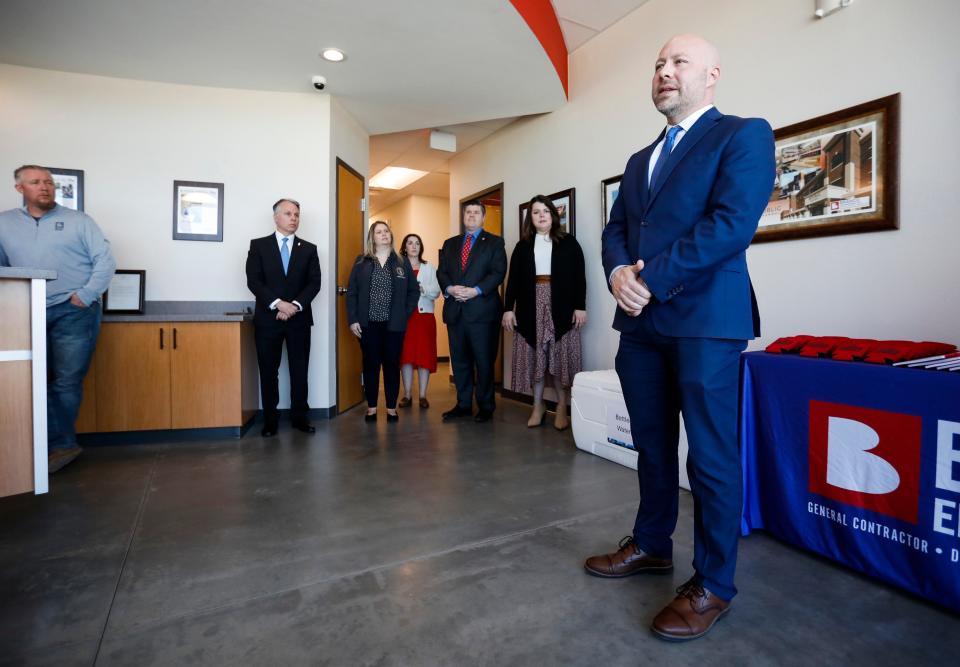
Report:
0,64,352,410
449,0,960,388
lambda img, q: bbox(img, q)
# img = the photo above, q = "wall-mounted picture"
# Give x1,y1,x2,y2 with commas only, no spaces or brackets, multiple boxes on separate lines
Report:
519,187,576,237
601,174,622,226
23,167,84,211
103,270,145,314
173,180,224,242
755,93,899,243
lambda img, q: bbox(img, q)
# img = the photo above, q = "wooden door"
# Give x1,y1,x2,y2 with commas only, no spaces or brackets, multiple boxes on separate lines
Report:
95,323,171,431
336,159,365,412
170,322,241,428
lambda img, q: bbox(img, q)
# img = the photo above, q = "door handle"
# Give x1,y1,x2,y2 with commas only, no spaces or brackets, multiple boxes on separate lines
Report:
337,286,348,295
173,327,178,350
159,328,164,350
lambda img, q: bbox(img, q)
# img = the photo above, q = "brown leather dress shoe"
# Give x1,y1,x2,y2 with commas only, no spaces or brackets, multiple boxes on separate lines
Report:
651,579,731,641
419,397,429,409
583,536,673,578
398,397,412,408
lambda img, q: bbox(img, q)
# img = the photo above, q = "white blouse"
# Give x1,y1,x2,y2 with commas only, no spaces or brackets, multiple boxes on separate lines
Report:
534,233,552,275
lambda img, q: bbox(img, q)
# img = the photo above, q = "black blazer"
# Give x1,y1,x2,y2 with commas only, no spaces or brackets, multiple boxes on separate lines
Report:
345,254,419,332
436,229,507,324
503,234,586,347
245,234,322,328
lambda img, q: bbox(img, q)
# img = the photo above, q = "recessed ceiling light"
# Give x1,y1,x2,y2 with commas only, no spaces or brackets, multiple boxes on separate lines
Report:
370,167,428,190
321,48,346,62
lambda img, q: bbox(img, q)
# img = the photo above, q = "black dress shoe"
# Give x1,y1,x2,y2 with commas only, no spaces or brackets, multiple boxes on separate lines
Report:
386,412,399,423
473,410,493,423
442,405,473,421
364,411,377,422
261,423,278,437
292,420,316,434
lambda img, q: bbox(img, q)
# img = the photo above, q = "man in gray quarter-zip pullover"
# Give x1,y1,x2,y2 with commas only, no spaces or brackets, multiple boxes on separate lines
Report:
0,165,116,473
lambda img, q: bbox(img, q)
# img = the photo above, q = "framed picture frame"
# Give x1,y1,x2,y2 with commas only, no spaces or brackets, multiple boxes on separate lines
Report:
173,180,224,242
601,174,623,226
22,167,84,211
518,187,576,237
755,93,899,243
103,270,145,314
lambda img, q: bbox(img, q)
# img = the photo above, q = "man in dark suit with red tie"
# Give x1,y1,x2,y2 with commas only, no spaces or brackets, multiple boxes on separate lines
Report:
437,199,507,423
245,199,322,437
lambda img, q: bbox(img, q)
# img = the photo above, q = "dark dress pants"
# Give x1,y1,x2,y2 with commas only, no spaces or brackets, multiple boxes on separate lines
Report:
255,321,311,425
615,316,746,601
447,319,499,412
359,321,404,408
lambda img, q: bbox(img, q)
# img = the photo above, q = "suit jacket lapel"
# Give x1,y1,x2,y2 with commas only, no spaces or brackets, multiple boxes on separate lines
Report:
264,234,284,274
637,134,661,212
648,108,722,206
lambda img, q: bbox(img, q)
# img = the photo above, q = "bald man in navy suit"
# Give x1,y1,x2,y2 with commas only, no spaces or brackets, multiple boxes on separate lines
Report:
585,34,775,641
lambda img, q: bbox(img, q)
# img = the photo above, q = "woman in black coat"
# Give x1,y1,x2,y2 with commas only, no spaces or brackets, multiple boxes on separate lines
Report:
503,195,587,429
346,221,420,422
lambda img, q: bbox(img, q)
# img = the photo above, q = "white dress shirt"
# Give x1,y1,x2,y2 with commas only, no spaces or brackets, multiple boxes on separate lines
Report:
269,231,302,311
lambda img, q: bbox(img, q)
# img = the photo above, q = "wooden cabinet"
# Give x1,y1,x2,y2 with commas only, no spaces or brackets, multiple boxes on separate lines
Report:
77,321,258,433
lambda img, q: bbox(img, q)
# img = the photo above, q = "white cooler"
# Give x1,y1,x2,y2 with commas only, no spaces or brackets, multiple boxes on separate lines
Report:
571,370,690,491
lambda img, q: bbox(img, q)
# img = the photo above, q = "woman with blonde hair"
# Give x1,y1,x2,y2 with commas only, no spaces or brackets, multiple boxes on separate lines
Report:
346,221,420,422
503,195,586,430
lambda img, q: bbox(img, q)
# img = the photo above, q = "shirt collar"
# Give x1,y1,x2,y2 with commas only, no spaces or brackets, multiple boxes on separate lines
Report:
465,227,483,241
275,231,295,244
665,104,714,136
19,204,61,220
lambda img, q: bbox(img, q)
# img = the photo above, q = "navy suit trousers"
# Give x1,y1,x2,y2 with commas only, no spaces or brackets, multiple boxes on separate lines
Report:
616,316,746,600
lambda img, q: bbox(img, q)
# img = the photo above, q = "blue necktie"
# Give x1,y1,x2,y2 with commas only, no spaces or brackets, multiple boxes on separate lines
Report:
280,237,290,275
648,125,683,193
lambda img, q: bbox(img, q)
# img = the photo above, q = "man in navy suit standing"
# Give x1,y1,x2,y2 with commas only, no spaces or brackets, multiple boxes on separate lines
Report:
437,200,507,423
585,34,775,641
246,199,322,437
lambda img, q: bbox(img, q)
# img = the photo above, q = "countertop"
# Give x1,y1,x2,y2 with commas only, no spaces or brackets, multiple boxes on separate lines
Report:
102,300,255,323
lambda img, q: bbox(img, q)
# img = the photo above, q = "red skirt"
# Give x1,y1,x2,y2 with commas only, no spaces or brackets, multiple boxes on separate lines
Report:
400,310,438,372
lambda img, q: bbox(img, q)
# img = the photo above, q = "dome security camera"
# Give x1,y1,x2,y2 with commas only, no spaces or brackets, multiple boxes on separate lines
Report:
312,75,327,91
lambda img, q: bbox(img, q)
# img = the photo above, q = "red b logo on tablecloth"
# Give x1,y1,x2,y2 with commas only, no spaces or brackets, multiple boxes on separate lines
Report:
808,400,922,523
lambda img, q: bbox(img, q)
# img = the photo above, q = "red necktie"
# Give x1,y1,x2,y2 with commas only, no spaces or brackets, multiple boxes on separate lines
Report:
460,233,474,270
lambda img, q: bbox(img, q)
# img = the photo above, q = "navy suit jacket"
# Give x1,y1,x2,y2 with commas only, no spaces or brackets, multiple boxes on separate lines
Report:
601,107,775,340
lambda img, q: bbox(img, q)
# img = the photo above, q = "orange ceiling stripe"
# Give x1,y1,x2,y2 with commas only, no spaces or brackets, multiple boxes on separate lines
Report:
509,0,568,98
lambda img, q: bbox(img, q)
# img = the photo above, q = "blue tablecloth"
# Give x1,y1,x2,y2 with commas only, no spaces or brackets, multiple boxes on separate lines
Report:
739,352,960,612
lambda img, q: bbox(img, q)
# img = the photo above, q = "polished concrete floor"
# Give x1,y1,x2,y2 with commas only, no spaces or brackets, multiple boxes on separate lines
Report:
2,376,958,666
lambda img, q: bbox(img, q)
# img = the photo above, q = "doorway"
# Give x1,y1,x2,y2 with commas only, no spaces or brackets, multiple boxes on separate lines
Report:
335,159,366,413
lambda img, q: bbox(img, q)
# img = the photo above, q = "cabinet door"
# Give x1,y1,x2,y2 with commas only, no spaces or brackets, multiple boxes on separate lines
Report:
95,323,171,431
75,353,97,434
170,323,241,428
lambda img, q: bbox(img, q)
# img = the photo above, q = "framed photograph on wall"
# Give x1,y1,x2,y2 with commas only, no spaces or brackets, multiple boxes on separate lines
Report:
601,174,622,226
103,270,145,314
518,187,577,237
22,167,84,211
755,93,899,243
173,180,224,242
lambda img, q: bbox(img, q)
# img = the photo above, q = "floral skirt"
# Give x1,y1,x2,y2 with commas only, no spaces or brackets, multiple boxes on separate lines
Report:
511,282,582,392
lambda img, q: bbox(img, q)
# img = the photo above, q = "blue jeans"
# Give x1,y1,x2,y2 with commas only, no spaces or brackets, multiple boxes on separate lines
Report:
46,300,101,452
